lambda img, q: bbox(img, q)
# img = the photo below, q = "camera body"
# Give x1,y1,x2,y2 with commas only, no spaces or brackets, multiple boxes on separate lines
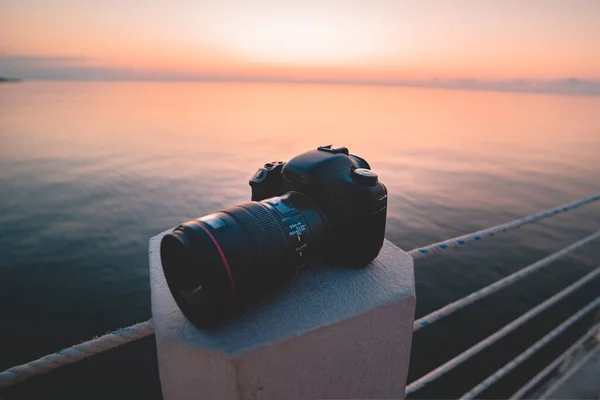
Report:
249,145,388,267
160,144,388,328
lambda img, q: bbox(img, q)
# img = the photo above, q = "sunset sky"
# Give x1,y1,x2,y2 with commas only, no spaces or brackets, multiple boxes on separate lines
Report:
1,0,600,83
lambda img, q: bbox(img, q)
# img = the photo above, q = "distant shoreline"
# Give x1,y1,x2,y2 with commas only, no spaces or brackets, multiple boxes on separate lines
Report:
3,77,600,97
0,77,23,83
8,77,600,97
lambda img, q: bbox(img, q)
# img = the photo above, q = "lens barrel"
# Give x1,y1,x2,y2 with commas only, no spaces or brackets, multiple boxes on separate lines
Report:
160,192,327,327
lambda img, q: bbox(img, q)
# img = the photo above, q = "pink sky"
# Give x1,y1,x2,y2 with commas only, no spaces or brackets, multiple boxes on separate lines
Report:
1,0,599,82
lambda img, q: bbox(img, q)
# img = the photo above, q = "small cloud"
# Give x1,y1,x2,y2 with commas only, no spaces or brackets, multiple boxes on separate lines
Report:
0,53,134,80
0,54,90,68
0,54,97,79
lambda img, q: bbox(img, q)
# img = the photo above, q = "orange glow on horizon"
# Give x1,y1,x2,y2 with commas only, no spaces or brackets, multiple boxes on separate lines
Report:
2,1,600,81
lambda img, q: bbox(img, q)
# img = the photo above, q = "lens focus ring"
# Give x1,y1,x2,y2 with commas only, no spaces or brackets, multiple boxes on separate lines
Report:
225,202,288,260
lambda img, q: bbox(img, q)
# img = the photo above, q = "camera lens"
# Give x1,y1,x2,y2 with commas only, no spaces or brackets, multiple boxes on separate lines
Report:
160,192,327,327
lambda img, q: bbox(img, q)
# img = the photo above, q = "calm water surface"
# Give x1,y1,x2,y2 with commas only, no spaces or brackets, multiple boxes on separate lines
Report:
1,82,600,399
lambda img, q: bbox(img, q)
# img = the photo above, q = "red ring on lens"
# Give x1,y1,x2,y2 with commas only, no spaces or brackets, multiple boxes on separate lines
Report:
196,223,236,305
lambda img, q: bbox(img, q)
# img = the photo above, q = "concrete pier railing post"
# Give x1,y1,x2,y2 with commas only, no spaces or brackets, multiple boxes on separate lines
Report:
149,230,416,400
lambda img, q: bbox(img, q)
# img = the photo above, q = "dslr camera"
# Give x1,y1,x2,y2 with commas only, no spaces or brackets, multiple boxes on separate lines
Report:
160,145,388,327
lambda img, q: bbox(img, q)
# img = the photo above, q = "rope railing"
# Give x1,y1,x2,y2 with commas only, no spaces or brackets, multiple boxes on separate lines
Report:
404,266,600,396
509,323,600,399
1,194,599,390
0,320,154,389
537,344,600,400
414,230,600,331
407,193,600,260
459,298,600,399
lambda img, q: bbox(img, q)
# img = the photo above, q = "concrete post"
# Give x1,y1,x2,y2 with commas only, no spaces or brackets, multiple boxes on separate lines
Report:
149,229,416,400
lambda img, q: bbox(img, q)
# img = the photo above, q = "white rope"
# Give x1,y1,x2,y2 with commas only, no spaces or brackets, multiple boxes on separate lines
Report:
408,194,600,260
508,324,600,400
537,344,600,400
1,195,598,390
414,230,600,331
0,320,154,389
459,299,600,399
404,267,600,396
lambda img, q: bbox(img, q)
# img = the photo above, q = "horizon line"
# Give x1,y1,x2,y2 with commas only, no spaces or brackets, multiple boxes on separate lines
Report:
7,76,600,98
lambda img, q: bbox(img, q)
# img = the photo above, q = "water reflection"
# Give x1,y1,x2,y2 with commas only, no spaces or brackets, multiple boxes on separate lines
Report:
1,82,599,399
